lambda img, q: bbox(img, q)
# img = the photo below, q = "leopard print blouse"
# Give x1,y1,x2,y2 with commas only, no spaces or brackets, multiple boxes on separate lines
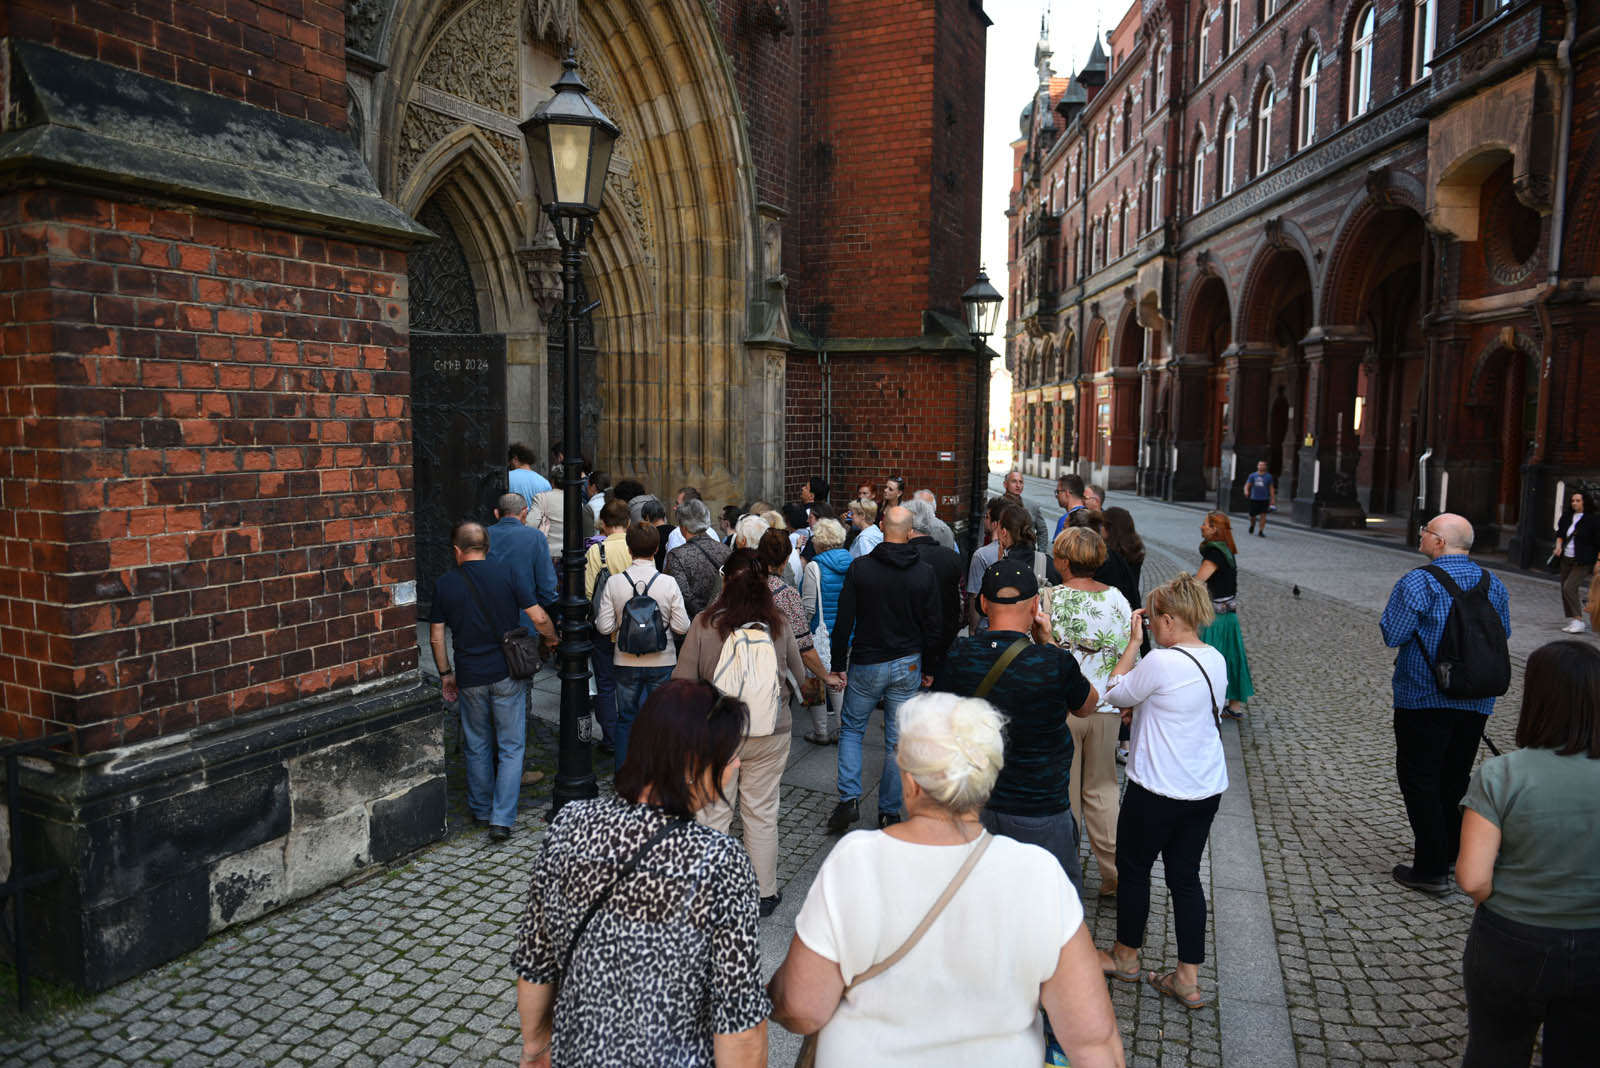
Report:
510,797,771,1065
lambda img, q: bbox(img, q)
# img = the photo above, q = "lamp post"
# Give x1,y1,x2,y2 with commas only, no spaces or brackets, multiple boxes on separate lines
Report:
962,269,1004,559
520,51,619,818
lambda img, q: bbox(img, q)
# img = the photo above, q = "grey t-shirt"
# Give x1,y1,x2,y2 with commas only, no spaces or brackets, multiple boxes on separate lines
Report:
1461,746,1600,929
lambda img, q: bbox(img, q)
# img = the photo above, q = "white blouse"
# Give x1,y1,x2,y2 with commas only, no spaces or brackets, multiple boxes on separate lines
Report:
1104,645,1230,800
794,831,1082,1067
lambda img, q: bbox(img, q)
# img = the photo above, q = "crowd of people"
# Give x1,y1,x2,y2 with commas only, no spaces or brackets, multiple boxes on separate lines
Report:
426,446,1597,1068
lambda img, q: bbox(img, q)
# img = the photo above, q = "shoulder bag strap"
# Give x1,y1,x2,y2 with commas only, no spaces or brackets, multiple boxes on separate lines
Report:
1171,646,1221,730
973,637,1031,699
847,831,992,991
1422,563,1464,598
559,817,688,984
688,535,718,566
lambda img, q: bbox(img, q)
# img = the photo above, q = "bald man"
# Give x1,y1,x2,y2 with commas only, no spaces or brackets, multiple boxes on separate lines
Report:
1380,512,1510,894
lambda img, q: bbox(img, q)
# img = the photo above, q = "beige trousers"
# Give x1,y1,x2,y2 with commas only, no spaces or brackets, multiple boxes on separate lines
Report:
1068,711,1121,884
699,729,792,897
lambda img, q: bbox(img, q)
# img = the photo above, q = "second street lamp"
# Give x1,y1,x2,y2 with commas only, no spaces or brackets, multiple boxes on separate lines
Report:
519,51,619,818
962,269,1004,559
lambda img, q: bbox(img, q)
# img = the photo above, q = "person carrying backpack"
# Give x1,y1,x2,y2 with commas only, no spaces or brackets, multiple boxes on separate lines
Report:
673,549,806,917
595,522,691,769
1380,513,1511,895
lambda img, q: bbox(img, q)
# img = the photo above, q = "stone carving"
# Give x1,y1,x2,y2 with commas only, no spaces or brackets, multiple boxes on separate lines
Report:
399,103,461,184
481,128,523,179
525,0,578,44
516,221,564,313
417,0,518,117
345,0,386,55
575,58,658,278
410,199,482,334
745,0,796,38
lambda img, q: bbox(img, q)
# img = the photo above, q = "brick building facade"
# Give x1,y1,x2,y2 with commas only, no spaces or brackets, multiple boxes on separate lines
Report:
1008,0,1599,562
0,0,991,987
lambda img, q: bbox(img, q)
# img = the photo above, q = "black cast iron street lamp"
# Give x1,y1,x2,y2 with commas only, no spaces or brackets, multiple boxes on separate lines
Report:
962,269,1004,558
520,51,619,818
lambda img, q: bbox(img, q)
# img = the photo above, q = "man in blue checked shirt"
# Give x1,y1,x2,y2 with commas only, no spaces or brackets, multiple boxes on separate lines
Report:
1380,513,1510,895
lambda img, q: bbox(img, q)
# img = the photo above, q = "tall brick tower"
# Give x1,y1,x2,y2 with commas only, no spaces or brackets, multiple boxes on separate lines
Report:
0,1,437,989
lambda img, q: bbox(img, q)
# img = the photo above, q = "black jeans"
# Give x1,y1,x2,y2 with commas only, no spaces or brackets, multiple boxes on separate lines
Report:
1393,707,1486,878
1115,781,1221,965
1463,905,1600,1067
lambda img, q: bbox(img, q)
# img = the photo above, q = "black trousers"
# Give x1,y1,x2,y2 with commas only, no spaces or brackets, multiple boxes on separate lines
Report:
1392,707,1485,879
1463,906,1600,1067
1115,781,1221,965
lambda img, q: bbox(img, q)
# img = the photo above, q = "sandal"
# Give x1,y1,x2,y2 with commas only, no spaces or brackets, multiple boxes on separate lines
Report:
1146,970,1207,1010
1098,949,1140,982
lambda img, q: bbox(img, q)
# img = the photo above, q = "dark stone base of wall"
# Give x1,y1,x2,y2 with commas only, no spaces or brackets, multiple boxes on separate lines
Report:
4,680,443,991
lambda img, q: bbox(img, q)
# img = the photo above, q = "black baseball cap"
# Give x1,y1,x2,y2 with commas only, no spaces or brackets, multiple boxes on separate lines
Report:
981,559,1039,604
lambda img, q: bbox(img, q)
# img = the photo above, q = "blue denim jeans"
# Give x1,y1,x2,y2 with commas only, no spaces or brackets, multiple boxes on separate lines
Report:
590,635,618,745
837,653,922,817
612,663,673,770
458,675,526,828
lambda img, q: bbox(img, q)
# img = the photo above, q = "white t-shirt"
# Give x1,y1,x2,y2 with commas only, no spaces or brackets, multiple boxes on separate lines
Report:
794,831,1082,1067
664,526,687,554
1104,645,1230,800
1564,514,1580,557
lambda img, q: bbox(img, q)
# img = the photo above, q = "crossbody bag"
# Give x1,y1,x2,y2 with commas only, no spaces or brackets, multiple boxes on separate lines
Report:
460,569,543,680
794,832,993,1067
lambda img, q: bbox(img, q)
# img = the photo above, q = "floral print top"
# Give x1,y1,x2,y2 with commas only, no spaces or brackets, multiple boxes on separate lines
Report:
1042,584,1133,713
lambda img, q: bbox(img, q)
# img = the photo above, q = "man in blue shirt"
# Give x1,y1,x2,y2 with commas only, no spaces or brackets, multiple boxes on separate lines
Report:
1243,460,1276,537
1380,513,1511,893
507,442,552,501
1052,473,1089,540
488,493,559,617
429,521,557,841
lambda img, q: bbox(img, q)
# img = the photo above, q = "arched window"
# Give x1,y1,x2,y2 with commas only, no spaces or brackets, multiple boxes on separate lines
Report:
1298,49,1319,149
1122,91,1134,150
1149,153,1164,230
1349,4,1375,118
1226,0,1241,53
1096,126,1106,174
1118,199,1129,257
1254,81,1274,176
1410,0,1436,83
1197,15,1209,79
1093,327,1111,373
1192,134,1206,213
1155,45,1168,106
1220,107,1237,195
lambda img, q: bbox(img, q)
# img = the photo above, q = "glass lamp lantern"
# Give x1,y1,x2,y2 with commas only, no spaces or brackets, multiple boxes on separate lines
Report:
519,53,620,218
962,268,1004,341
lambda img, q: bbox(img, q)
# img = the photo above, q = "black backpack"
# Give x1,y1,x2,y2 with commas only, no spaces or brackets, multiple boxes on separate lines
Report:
1415,564,1510,699
616,574,669,655
589,543,611,623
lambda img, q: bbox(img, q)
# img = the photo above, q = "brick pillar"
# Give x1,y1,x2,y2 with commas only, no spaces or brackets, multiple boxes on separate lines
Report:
1217,346,1274,511
1293,330,1369,528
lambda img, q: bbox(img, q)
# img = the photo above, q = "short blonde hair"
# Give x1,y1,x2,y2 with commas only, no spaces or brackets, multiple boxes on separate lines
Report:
852,498,878,524
810,517,847,552
1052,526,1106,577
1146,572,1215,631
733,514,770,550
761,509,786,530
896,693,1006,815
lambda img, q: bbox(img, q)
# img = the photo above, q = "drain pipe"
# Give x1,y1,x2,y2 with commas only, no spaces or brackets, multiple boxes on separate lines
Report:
1522,0,1576,563
819,349,832,496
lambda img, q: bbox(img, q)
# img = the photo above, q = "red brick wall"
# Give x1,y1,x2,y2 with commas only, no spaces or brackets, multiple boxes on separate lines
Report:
0,190,415,749
784,350,978,527
2,0,348,127
710,1,802,211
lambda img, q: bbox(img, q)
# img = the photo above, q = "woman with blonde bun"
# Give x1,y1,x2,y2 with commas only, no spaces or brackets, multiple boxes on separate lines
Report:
1097,573,1228,1013
768,693,1125,1068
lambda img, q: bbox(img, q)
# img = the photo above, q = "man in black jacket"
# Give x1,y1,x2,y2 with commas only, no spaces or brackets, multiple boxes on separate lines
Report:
825,505,941,832
905,497,964,677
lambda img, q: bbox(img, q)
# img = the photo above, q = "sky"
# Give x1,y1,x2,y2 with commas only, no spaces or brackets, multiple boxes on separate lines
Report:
981,1,1110,435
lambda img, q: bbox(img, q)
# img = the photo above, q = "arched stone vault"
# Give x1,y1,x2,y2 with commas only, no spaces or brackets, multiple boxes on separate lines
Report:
370,0,760,502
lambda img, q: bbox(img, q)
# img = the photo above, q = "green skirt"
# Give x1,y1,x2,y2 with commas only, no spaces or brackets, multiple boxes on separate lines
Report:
1200,610,1255,704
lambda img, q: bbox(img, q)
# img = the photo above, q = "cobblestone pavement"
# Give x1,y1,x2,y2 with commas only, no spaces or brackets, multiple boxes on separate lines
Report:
4,479,1584,1065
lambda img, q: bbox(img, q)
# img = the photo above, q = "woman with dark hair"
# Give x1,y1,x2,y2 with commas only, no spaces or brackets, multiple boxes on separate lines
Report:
1194,511,1254,717
1553,490,1598,633
1095,507,1145,612
673,549,807,917
1456,640,1600,1068
995,502,1062,585
881,475,906,513
511,680,769,1067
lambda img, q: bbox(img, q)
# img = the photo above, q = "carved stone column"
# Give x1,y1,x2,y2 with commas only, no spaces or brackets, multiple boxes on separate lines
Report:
1167,356,1211,502
1217,345,1274,511
744,205,792,503
1293,329,1369,528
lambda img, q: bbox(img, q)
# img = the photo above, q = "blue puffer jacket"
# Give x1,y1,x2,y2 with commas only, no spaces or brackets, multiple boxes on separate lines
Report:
812,548,853,633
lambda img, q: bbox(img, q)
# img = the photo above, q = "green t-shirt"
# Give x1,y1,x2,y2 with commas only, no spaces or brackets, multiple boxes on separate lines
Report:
1460,747,1600,929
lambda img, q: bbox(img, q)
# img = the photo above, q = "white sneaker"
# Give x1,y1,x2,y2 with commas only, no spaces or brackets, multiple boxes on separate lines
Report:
1563,618,1585,633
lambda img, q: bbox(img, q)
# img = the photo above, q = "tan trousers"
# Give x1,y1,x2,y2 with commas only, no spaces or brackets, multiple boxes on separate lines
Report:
1068,711,1121,884
699,729,792,897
